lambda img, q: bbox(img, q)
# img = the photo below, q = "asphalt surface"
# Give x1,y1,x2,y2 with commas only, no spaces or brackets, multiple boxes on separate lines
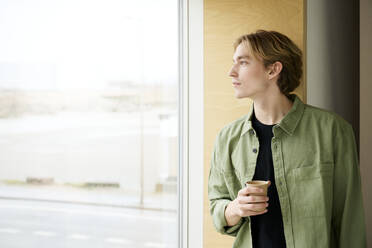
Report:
0,198,177,248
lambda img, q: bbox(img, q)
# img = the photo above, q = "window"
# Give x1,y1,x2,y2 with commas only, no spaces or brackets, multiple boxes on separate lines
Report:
0,0,182,247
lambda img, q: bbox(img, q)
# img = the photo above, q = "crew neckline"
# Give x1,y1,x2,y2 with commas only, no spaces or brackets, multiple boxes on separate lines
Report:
252,110,277,127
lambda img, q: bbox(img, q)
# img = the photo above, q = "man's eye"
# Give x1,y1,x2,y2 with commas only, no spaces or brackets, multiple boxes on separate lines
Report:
240,61,248,65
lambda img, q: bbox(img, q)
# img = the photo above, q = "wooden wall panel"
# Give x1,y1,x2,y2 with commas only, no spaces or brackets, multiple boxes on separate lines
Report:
203,1,306,247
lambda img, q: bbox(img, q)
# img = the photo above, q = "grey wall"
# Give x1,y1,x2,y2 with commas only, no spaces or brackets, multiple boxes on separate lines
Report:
306,0,359,148
307,0,371,245
360,0,372,245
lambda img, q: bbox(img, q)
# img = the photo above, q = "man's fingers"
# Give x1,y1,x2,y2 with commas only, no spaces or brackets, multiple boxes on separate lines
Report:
238,207,268,217
248,209,268,216
235,181,271,217
238,186,264,196
241,202,268,212
238,195,269,204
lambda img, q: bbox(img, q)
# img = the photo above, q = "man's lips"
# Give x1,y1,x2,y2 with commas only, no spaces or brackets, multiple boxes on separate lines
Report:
232,82,241,87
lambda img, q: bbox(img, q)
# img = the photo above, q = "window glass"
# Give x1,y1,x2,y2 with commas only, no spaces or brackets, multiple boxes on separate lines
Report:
0,1,179,247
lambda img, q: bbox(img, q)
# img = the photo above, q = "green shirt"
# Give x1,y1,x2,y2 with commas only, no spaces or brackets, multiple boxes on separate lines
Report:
208,93,366,248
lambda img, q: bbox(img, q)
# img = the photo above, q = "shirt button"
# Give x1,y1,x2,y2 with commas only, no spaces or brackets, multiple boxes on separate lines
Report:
253,148,258,153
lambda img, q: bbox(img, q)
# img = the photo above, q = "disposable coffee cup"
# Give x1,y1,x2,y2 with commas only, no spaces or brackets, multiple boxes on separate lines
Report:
245,180,270,212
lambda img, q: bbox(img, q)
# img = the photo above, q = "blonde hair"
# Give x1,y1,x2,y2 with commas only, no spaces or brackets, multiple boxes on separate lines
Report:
234,30,303,96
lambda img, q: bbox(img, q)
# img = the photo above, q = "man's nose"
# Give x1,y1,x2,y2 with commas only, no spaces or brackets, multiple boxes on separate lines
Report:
228,65,237,78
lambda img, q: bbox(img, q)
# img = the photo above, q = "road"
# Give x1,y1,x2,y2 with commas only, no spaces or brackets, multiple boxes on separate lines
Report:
0,199,177,248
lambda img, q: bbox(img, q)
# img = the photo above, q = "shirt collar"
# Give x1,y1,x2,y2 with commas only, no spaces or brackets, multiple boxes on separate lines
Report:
240,93,305,137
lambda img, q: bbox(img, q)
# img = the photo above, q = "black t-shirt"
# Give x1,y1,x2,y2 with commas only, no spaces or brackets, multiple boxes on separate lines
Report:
250,110,287,248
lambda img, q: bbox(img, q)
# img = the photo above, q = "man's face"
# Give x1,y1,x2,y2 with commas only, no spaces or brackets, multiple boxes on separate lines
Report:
228,43,270,99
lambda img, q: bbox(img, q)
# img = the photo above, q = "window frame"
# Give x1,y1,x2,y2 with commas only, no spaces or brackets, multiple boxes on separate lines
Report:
178,0,204,247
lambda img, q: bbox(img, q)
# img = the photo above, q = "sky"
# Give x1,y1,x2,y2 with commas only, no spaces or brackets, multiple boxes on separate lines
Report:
0,0,178,90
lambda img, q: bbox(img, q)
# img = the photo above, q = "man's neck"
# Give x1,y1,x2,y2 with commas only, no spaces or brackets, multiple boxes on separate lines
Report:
252,93,294,125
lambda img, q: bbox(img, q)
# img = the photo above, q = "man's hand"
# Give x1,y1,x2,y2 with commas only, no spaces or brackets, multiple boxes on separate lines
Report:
224,181,271,226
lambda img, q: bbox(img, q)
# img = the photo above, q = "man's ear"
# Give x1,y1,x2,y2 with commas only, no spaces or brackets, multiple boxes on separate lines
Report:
268,61,283,80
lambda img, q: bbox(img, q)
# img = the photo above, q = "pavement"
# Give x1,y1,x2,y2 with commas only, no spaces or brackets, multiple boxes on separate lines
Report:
0,198,178,248
0,183,177,212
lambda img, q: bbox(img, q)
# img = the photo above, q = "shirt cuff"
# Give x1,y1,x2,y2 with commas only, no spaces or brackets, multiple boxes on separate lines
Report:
213,199,246,237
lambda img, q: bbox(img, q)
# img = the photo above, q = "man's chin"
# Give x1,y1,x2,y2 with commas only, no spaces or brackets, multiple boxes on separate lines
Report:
234,92,250,99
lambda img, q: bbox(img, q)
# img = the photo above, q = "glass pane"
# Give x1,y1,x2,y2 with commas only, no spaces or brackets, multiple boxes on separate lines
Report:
0,0,179,247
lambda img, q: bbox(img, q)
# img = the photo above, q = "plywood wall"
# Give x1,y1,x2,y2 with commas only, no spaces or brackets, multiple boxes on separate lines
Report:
203,0,306,247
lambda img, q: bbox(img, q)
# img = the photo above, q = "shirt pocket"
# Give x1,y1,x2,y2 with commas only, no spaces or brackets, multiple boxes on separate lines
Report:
292,162,334,218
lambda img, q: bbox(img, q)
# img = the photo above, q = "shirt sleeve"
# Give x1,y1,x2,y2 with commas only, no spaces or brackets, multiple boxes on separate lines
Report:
208,134,246,237
332,123,367,247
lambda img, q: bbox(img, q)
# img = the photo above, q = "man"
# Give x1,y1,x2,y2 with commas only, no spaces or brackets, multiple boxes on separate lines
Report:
208,30,366,248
